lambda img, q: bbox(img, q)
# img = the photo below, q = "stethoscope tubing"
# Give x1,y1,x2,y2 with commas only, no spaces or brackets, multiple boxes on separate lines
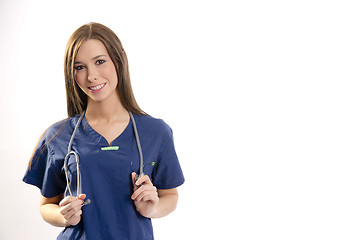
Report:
129,112,144,180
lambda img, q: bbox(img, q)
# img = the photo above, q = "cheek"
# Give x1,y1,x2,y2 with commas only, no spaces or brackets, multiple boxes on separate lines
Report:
74,73,88,93
105,65,118,84
74,72,85,85
102,66,118,85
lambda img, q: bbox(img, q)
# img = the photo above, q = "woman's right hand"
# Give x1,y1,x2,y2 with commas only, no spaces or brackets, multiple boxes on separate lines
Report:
59,194,86,227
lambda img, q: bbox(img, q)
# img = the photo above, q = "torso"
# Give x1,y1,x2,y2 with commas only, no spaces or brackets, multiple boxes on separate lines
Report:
24,113,184,239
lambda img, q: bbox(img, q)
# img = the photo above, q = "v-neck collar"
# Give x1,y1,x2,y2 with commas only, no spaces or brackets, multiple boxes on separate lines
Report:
80,114,133,146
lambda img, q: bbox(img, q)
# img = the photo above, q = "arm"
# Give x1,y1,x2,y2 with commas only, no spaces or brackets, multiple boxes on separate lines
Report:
151,188,178,218
40,194,86,227
131,172,179,218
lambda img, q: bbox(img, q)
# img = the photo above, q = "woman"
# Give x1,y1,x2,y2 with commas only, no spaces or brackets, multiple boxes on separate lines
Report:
23,22,184,240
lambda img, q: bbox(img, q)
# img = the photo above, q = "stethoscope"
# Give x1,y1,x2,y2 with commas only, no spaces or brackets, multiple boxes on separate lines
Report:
63,111,145,205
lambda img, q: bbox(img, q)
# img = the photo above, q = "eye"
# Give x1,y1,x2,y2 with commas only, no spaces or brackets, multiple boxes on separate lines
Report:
74,65,85,71
96,60,106,65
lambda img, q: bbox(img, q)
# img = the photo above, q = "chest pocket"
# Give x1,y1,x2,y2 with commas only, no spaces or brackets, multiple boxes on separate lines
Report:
131,158,157,183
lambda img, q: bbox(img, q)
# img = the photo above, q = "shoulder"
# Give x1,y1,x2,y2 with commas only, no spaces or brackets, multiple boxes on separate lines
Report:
43,119,68,139
43,118,69,141
133,114,173,136
42,115,81,144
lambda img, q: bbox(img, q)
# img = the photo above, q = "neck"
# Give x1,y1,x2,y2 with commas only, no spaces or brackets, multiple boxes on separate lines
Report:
85,92,128,122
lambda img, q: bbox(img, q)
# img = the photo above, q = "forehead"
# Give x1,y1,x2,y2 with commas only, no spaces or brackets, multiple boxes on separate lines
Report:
75,39,108,61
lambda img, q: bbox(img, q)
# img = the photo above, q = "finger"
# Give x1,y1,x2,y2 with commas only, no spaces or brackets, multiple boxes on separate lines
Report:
131,185,151,200
60,198,84,215
131,172,137,184
135,174,152,186
131,185,157,201
137,194,158,203
63,204,83,220
131,172,138,191
65,209,82,226
59,196,77,207
78,194,86,201
135,189,158,203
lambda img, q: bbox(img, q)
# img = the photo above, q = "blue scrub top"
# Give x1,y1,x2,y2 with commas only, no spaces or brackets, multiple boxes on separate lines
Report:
23,113,185,240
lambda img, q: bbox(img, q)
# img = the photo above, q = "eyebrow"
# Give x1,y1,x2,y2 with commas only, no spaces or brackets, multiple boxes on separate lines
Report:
74,55,108,65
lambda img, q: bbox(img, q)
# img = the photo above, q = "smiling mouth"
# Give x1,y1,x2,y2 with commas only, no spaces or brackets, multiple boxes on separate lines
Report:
89,83,106,91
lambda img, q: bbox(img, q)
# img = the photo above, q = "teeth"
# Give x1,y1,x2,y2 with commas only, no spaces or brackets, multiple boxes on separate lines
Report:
89,83,105,90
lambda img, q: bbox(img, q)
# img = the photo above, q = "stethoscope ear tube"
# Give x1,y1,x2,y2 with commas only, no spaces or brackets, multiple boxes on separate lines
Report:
64,112,85,199
129,112,145,182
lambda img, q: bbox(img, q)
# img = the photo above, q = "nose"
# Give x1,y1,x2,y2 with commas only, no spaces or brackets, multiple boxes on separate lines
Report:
87,66,98,82
88,76,97,82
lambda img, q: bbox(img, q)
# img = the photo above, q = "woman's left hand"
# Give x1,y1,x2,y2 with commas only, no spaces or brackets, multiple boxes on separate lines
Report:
131,172,159,218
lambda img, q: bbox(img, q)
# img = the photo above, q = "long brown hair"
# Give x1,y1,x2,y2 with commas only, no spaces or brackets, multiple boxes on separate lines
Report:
28,23,146,169
64,22,146,117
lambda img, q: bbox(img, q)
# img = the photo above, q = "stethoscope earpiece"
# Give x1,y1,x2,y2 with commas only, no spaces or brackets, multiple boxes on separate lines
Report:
82,198,91,206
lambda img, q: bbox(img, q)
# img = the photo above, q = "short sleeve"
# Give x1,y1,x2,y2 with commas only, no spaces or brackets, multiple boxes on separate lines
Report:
23,136,66,198
152,123,185,189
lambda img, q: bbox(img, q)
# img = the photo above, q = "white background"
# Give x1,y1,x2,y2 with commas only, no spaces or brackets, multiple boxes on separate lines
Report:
1,0,340,239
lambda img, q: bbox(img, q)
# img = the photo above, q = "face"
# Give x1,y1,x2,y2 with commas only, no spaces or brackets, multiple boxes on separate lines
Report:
74,39,118,104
